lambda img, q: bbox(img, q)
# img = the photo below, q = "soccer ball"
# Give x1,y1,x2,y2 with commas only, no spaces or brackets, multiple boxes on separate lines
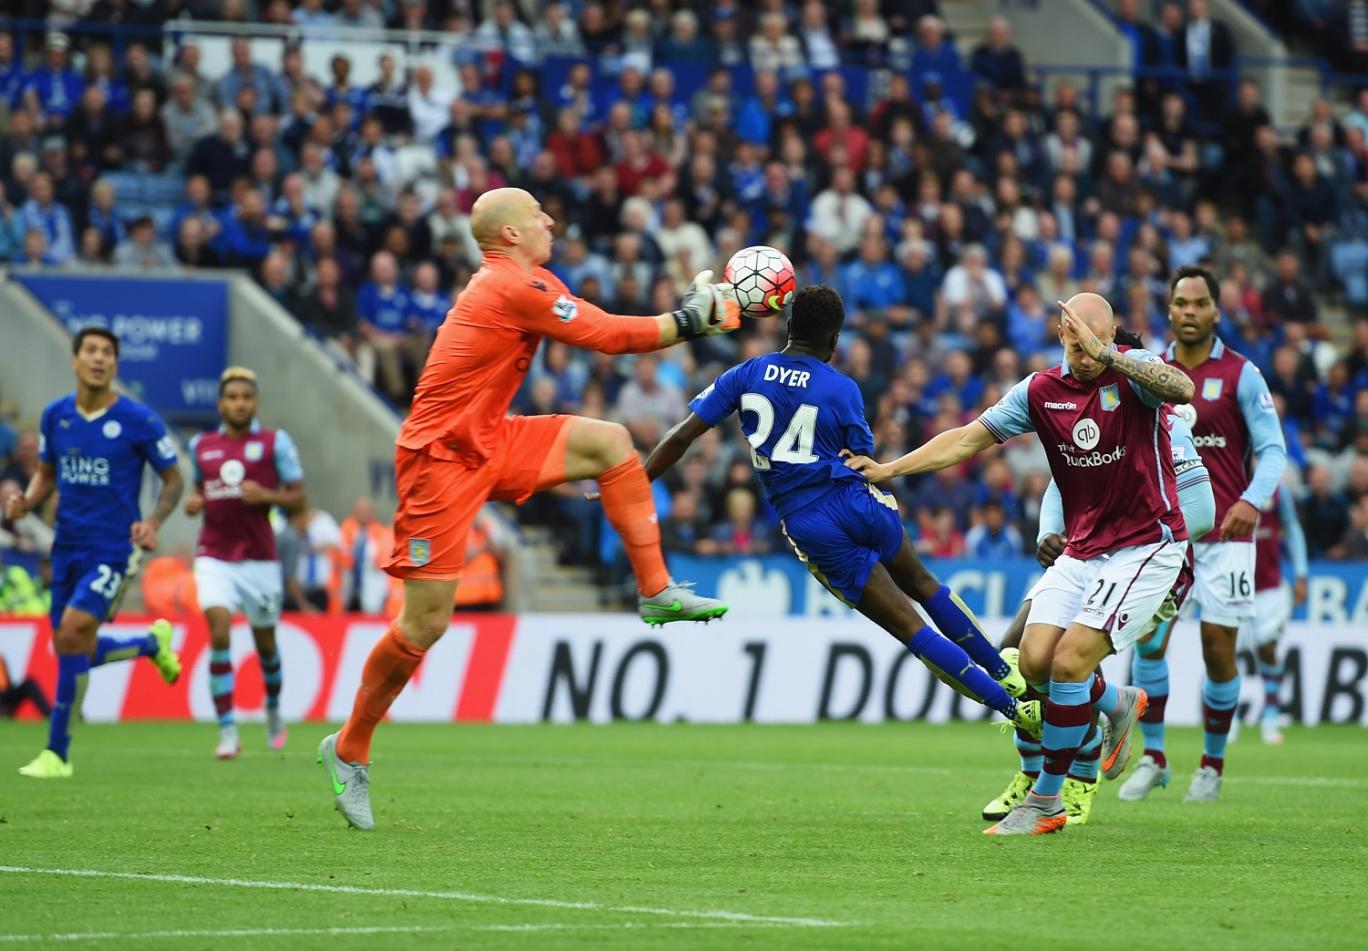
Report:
724,245,796,318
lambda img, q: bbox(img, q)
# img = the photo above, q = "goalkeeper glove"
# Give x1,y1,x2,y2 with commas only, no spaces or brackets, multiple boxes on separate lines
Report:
671,270,742,340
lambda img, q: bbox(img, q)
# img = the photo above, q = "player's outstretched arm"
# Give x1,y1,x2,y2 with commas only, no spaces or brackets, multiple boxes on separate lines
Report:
842,420,997,482
512,271,738,355
644,413,712,482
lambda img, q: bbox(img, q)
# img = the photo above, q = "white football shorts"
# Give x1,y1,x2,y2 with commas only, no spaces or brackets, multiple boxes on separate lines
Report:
1026,539,1188,651
1190,541,1256,627
193,556,283,627
1236,583,1292,651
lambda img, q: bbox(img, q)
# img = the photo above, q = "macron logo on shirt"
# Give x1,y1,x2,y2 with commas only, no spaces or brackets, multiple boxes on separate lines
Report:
1044,401,1077,410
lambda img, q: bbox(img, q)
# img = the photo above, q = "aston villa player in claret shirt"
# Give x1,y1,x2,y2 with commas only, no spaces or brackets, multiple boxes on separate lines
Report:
184,367,306,760
845,293,1198,836
1118,267,1287,804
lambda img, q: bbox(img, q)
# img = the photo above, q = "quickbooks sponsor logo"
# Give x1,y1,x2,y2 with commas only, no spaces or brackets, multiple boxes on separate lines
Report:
1060,445,1128,468
1193,434,1228,448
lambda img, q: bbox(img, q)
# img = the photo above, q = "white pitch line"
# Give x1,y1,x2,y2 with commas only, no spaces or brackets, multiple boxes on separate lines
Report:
0,926,449,943
0,867,850,929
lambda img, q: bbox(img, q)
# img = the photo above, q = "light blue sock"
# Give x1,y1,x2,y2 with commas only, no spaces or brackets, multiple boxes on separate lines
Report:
1132,653,1169,755
90,633,158,668
1093,678,1120,716
209,648,235,728
48,653,91,761
1259,660,1283,722
1202,675,1241,762
919,585,1011,680
906,626,1017,718
260,650,283,711
1069,724,1103,782
1015,731,1043,775
1035,679,1092,798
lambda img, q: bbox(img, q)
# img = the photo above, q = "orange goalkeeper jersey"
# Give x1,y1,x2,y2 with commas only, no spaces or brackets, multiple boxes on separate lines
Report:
398,254,662,467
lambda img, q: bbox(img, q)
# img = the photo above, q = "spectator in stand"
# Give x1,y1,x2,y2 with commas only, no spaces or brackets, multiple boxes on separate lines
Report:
707,489,776,556
809,165,873,255
1286,151,1340,284
187,110,252,202
23,33,84,132
1302,464,1350,558
535,2,587,58
213,188,273,268
215,37,282,117
613,352,684,437
910,15,964,107
408,64,454,142
356,250,422,403
970,17,1026,100
174,216,222,269
18,171,75,267
660,489,709,555
965,499,1024,559
119,88,170,173
112,215,175,270
1262,248,1321,330
941,244,1007,324
407,261,451,338
65,85,120,177
1180,0,1236,121
296,255,360,361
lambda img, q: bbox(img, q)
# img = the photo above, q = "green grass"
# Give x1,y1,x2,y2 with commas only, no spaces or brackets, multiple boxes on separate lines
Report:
1,721,1365,949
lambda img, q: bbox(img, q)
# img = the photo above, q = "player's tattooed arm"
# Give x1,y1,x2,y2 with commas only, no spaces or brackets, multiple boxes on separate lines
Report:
1058,299,1194,403
645,414,712,481
133,465,185,550
1095,349,1195,404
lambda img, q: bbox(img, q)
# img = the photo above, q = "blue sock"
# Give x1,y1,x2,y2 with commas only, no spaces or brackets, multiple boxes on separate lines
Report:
210,648,235,728
260,650,282,711
1259,659,1283,722
1036,679,1092,798
48,653,91,761
1132,653,1169,756
1015,730,1042,775
1093,678,1120,716
906,626,1017,718
1069,723,1102,782
1202,675,1241,763
90,633,158,668
920,585,1010,680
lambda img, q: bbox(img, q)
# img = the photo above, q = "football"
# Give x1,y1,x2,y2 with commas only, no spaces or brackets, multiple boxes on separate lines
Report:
724,245,797,318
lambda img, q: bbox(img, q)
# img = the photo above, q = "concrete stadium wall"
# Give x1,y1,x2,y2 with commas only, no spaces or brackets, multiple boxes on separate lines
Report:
225,276,401,520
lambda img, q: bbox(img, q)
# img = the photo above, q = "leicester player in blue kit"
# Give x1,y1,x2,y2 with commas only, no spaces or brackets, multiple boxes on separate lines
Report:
645,285,1040,735
5,327,185,779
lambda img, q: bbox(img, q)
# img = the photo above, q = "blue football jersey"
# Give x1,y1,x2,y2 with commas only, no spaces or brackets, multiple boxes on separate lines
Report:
690,352,875,516
39,394,179,548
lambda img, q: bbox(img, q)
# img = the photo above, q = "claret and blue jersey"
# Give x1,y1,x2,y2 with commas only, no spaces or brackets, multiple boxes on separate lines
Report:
39,393,179,625
690,351,903,605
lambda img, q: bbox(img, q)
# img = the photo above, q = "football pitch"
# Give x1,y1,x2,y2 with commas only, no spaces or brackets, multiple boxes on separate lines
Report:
1,721,1364,949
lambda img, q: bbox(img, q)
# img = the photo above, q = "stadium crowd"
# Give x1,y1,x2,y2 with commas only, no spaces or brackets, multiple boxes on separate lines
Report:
2,0,1368,581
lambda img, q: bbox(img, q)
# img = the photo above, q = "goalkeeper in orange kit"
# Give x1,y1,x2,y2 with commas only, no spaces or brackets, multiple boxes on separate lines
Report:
319,187,740,829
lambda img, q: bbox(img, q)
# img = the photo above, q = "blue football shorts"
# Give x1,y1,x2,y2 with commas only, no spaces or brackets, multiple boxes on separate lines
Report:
778,480,904,606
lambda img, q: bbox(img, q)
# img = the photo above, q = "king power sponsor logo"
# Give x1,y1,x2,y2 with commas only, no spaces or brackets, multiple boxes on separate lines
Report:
2,615,1366,726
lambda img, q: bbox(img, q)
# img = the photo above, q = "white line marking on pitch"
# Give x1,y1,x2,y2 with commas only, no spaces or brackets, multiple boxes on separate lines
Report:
0,926,449,943
0,867,851,929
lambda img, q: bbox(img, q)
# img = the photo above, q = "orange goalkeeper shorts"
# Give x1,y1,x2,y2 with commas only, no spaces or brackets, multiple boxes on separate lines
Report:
385,414,572,580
